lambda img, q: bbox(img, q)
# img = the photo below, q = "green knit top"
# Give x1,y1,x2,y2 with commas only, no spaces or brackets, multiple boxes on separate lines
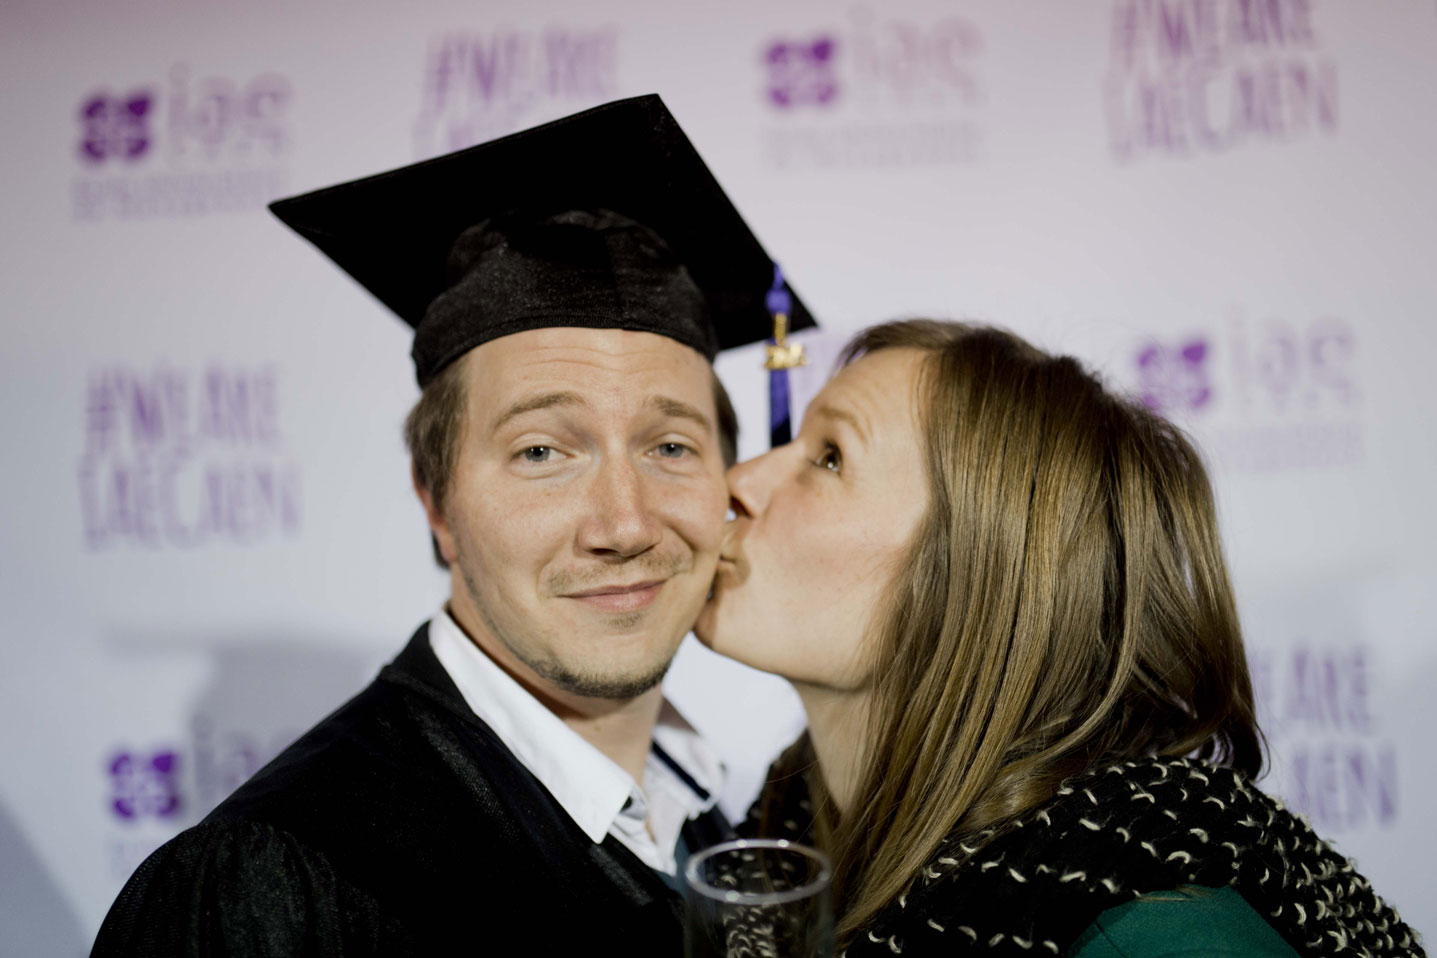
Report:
1069,886,1299,957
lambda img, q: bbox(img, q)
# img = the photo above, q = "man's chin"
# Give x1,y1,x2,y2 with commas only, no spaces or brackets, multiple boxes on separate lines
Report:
541,657,674,700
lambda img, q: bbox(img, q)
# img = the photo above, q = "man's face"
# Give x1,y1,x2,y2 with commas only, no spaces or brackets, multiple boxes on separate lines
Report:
426,327,729,703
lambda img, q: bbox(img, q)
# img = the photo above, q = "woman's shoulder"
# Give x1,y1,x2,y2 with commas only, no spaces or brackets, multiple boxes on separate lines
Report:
1067,886,1298,958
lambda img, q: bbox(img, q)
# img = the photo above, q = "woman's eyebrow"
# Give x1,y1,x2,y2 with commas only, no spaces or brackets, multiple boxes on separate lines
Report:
809,402,869,445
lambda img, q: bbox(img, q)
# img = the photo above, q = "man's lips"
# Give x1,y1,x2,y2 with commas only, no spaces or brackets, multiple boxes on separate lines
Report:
562,579,667,613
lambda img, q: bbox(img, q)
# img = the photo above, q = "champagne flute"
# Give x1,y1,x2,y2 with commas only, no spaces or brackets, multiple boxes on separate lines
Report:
683,838,833,958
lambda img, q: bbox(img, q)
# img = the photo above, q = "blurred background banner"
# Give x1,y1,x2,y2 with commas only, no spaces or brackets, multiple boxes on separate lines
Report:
2,0,1433,952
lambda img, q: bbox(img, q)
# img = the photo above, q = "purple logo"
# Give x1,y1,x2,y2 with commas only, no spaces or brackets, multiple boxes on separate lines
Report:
1127,315,1362,471
108,750,182,821
764,37,839,109
1135,337,1213,415
164,66,292,161
103,719,303,876
105,727,294,818
72,67,292,221
78,91,155,165
758,10,984,170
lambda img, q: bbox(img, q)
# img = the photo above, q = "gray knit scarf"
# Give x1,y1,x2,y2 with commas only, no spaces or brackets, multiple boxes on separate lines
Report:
835,757,1424,957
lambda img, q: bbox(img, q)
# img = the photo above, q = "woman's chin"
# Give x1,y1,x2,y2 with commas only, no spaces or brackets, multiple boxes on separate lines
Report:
692,597,729,649
692,600,749,663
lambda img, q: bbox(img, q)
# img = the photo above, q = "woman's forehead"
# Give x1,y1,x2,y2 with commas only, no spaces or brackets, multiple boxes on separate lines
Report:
819,348,928,429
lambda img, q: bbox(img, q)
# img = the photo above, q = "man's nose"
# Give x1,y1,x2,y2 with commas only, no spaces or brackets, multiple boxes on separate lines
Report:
576,456,664,559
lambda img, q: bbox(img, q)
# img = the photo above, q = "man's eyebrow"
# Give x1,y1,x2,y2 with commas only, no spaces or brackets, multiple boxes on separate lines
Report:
809,402,868,444
648,396,712,432
492,391,586,431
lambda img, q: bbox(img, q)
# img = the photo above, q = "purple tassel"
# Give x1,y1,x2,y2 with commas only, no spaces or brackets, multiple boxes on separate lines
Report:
766,265,794,447
769,365,793,447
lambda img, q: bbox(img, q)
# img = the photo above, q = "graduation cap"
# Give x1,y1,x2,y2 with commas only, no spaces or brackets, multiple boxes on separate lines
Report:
269,94,814,443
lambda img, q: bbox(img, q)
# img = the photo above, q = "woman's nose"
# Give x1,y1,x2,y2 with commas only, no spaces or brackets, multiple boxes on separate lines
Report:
726,448,782,519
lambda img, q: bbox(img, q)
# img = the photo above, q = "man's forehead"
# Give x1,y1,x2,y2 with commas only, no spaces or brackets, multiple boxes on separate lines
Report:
465,327,715,422
471,326,707,373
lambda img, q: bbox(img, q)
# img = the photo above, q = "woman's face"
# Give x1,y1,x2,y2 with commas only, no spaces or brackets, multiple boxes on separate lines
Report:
695,348,931,689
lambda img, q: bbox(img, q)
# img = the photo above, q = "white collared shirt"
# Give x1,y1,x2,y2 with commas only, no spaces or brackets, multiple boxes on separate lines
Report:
428,607,724,875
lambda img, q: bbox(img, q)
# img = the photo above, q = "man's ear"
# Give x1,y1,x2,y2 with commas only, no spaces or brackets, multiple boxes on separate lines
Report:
412,460,458,565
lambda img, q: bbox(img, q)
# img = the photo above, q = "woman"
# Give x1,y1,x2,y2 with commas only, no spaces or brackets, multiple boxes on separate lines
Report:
696,320,1422,957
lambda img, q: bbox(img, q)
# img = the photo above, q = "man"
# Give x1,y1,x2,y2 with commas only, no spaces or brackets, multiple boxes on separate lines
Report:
91,95,814,956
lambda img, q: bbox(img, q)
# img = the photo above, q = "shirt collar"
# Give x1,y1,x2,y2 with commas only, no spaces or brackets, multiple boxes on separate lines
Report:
652,700,724,805
427,606,721,844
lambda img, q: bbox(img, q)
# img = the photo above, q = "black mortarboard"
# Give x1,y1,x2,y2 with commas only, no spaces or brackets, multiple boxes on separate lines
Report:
269,94,815,387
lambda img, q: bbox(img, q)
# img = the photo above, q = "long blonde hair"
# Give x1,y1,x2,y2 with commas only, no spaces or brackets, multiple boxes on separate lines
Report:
778,320,1263,947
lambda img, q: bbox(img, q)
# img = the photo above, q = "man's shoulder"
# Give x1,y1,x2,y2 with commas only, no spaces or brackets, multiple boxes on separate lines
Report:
120,641,536,906
200,626,598,871
207,638,507,835
93,625,688,956
209,673,425,819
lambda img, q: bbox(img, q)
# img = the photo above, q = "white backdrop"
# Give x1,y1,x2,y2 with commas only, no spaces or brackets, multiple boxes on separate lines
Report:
3,1,1434,953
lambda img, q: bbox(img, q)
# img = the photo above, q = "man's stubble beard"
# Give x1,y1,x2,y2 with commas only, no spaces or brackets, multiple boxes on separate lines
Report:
455,549,683,701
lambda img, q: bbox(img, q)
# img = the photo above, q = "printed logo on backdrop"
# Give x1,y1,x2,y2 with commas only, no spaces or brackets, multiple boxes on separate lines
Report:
759,8,984,170
108,750,183,821
77,364,302,549
1130,311,1361,471
104,718,297,879
412,27,619,158
72,65,292,221
1104,0,1339,162
1251,644,1397,833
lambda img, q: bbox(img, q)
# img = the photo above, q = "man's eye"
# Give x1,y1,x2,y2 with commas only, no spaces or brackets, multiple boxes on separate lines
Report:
520,446,555,463
656,442,690,459
814,442,842,474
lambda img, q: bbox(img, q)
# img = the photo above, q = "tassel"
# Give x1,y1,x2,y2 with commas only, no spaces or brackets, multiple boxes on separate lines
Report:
764,264,807,447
